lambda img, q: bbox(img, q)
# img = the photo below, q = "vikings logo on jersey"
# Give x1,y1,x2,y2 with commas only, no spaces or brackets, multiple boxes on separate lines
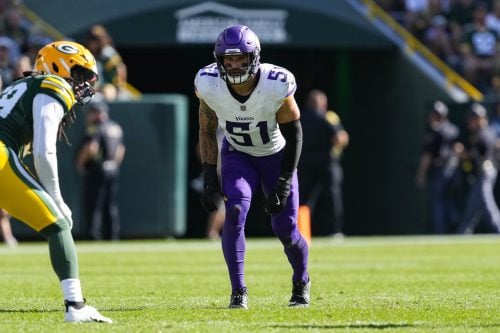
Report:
195,63,297,157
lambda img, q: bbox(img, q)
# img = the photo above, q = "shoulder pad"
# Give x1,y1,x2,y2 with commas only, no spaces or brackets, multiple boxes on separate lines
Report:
195,63,219,98
261,63,297,99
196,63,219,79
39,75,76,111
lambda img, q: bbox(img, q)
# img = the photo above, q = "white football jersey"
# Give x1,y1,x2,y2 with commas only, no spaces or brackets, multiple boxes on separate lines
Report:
195,63,297,157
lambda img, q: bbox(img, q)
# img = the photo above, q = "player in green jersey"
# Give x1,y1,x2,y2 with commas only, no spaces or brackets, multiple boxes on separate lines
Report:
0,41,112,323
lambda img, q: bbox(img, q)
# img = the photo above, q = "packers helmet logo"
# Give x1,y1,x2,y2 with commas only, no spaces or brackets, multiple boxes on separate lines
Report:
56,43,79,55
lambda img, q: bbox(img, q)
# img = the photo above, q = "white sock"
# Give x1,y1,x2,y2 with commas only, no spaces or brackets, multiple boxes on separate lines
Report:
61,278,84,302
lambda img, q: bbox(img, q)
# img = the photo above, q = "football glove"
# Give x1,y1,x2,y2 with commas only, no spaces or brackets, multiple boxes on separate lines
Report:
264,173,293,216
200,163,223,213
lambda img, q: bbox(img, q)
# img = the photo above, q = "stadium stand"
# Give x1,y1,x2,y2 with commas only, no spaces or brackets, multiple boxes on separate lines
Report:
0,0,140,101
0,1,55,86
375,0,500,97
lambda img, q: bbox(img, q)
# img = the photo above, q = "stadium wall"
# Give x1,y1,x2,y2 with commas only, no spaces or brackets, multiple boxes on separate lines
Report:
11,95,189,240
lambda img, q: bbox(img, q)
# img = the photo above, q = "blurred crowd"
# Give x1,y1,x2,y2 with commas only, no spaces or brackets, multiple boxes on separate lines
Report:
376,0,500,94
0,0,49,89
0,0,131,102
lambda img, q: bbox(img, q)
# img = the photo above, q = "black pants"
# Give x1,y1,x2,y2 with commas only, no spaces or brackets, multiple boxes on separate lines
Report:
298,161,344,235
83,172,120,240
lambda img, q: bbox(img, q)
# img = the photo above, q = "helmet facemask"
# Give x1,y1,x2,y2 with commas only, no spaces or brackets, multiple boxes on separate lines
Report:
57,66,98,145
215,51,259,84
69,65,98,105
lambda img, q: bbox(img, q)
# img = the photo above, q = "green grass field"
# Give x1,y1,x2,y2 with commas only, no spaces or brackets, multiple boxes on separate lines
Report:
0,236,498,332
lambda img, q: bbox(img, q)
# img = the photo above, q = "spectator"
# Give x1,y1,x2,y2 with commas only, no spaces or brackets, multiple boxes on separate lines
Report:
456,103,500,234
485,0,500,37
447,0,477,47
12,54,31,80
298,89,349,238
377,0,407,24
404,0,431,40
0,208,17,246
424,15,460,68
3,6,30,52
75,101,125,241
0,36,17,86
415,100,460,233
459,3,499,90
85,25,129,101
25,33,53,65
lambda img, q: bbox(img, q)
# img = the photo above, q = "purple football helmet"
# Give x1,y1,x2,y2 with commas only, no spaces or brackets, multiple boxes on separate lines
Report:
213,25,261,84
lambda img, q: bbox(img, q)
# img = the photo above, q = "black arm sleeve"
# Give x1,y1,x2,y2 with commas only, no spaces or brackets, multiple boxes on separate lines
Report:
279,119,303,177
202,163,219,188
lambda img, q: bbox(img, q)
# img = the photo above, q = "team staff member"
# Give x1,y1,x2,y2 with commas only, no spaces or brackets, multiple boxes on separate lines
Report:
415,101,460,234
195,24,310,309
298,89,349,238
0,41,112,323
457,103,500,234
76,101,125,240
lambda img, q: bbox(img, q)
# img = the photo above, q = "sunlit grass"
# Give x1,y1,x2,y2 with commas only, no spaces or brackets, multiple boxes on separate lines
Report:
0,235,498,332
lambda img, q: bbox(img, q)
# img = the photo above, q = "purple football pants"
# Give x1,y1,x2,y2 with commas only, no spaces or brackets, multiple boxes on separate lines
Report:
220,139,309,292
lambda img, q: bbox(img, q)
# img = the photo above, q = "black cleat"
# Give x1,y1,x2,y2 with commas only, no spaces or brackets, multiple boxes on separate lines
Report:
228,287,248,309
288,280,311,307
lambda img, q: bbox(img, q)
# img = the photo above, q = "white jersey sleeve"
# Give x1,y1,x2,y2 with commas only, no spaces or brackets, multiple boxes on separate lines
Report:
195,63,297,157
32,93,65,203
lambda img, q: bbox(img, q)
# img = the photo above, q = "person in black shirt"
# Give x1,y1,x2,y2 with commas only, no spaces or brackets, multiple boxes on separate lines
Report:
76,101,125,240
416,100,460,233
298,89,349,237
456,103,500,234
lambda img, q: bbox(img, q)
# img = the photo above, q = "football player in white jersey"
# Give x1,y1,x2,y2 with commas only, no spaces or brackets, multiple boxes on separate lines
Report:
195,24,310,309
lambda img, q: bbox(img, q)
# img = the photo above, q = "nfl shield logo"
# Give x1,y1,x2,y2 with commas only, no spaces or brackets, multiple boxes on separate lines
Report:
240,105,247,111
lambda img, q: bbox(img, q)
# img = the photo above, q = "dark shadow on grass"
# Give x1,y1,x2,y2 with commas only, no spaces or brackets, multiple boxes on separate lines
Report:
270,323,418,330
470,323,500,328
0,307,145,313
0,309,60,313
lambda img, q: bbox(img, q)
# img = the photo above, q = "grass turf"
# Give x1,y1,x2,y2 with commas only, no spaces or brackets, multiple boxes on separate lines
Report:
0,235,498,332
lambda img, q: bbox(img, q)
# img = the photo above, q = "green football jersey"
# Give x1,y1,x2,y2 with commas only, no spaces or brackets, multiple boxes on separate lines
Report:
0,74,76,155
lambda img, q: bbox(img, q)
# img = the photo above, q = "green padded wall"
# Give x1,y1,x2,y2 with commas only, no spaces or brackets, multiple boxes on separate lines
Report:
11,94,188,239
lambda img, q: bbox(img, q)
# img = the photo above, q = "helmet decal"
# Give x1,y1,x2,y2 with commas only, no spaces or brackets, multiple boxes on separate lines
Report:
59,58,72,73
56,43,79,54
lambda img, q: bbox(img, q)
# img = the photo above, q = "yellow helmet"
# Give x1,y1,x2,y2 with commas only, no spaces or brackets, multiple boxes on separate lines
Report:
35,41,99,104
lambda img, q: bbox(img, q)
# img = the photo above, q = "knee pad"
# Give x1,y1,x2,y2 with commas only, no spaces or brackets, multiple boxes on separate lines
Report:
226,201,250,222
281,232,307,249
227,204,243,220
282,236,293,248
